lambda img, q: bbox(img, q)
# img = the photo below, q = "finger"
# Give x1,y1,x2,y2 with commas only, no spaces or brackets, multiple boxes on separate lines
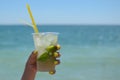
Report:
53,52,61,58
56,44,61,50
30,50,37,64
46,44,61,52
54,59,60,65
49,70,56,75
27,50,37,64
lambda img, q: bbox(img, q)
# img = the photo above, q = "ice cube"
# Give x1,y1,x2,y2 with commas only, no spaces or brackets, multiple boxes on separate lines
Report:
44,33,58,45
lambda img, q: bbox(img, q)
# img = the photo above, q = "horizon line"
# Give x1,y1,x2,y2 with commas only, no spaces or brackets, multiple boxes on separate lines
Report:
0,24,120,26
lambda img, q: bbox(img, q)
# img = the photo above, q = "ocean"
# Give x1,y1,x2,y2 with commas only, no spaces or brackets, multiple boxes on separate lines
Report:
0,25,120,80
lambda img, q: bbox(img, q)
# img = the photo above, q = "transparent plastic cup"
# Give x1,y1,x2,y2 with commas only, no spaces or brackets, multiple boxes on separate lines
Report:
32,32,59,72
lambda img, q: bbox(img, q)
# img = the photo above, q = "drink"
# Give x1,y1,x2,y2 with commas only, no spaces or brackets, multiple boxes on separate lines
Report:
33,32,59,73
26,4,60,74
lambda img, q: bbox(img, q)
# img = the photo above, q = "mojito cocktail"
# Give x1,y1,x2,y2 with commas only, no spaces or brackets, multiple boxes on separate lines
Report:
26,4,60,75
33,32,60,74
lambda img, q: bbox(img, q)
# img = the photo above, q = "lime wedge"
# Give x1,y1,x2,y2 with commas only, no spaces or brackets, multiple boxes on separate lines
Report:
37,52,49,61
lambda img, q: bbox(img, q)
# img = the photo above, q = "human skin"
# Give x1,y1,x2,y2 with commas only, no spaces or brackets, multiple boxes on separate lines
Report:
21,49,60,80
21,51,37,80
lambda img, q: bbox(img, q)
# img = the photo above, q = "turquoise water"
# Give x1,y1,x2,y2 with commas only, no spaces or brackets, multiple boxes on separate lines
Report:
0,25,120,80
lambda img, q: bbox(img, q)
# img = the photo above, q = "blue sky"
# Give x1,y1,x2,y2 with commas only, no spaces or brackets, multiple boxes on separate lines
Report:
0,0,120,25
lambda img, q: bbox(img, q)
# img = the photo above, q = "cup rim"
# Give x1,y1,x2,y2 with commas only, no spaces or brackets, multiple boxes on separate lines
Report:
32,32,59,35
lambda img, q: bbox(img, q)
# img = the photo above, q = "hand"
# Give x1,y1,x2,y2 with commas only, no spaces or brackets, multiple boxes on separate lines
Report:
38,44,61,74
21,51,37,80
26,51,37,72
21,44,61,80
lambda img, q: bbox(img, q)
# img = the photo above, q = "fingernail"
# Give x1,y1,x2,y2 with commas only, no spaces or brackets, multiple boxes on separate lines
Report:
54,52,61,58
33,50,38,54
54,60,60,65
56,44,61,50
49,70,56,75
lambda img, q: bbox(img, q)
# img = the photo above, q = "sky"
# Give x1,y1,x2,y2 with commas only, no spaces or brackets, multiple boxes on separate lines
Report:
0,0,120,25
